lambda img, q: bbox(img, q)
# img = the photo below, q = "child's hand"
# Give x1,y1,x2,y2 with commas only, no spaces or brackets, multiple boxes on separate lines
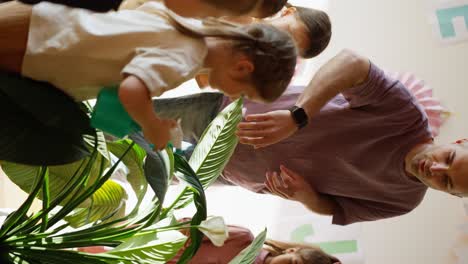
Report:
142,118,176,151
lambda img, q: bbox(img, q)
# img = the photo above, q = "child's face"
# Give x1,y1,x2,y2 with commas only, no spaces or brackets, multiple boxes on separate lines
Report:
269,8,310,57
204,38,263,102
207,71,262,102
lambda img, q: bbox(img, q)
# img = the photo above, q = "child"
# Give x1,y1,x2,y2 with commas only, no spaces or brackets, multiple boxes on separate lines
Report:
79,224,341,264
167,224,341,264
0,0,297,150
121,1,332,59
193,5,332,89
15,0,288,17
164,0,288,18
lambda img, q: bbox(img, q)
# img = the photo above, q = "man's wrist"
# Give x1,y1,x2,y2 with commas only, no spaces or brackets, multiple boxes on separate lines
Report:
288,106,308,129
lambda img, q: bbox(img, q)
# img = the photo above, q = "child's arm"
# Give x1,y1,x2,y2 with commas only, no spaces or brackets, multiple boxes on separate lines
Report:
119,75,174,150
18,0,122,12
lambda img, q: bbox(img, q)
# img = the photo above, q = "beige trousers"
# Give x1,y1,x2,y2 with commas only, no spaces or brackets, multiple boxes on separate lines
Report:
0,1,31,73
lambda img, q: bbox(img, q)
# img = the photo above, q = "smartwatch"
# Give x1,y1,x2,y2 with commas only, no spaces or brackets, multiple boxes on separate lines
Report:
288,106,308,129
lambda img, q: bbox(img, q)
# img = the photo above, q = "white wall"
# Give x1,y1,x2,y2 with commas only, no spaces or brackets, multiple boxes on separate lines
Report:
318,0,468,263
0,170,32,209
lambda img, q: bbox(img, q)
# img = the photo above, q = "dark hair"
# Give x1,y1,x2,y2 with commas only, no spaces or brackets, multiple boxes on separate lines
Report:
168,13,297,102
231,24,297,102
204,0,288,18
295,6,332,58
257,0,288,17
297,248,341,264
264,239,341,264
202,0,258,15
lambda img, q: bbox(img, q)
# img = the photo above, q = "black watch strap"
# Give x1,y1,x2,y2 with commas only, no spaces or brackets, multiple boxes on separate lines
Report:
288,106,308,129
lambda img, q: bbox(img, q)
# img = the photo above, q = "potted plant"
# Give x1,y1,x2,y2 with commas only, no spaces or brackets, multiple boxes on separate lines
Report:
1,97,265,264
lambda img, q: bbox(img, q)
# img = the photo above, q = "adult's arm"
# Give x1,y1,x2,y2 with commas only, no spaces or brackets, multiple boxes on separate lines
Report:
237,49,371,148
295,49,370,120
17,0,122,11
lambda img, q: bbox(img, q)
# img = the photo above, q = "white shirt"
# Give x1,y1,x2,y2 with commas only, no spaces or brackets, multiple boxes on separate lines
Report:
22,1,208,101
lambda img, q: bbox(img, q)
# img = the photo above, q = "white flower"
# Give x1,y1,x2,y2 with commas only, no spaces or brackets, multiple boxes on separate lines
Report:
198,216,229,247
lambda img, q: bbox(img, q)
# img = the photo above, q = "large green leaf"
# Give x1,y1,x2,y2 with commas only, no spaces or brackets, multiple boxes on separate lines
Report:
1,139,149,227
65,179,127,227
128,133,173,207
85,131,111,162
6,247,126,264
172,154,207,264
106,229,186,264
0,140,164,264
169,98,242,210
0,71,94,165
1,152,109,208
229,229,267,264
143,147,172,205
107,139,148,215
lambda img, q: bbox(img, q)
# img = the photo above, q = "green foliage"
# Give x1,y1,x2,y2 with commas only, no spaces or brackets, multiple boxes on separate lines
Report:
0,98,244,263
107,228,187,264
165,98,243,212
64,180,127,227
172,154,207,264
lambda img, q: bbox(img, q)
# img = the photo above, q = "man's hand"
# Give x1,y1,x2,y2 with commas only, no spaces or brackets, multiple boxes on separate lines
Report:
236,110,298,149
265,165,336,216
264,165,314,203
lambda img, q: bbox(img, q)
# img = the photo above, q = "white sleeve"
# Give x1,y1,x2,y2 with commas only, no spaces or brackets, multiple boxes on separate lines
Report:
122,45,206,97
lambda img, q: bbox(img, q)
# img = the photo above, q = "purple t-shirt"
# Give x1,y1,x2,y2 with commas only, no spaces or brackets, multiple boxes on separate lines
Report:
222,62,432,225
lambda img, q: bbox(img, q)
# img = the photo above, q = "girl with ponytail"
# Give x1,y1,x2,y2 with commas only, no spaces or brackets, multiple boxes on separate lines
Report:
166,224,341,264
0,0,297,150
80,224,341,264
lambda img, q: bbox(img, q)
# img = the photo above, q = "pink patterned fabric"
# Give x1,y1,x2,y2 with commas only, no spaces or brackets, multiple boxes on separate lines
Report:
387,72,449,137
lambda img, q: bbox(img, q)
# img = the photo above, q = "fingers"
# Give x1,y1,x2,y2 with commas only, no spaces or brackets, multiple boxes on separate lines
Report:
237,120,274,130
251,144,269,149
245,114,271,122
153,141,167,151
265,173,287,199
145,124,172,151
166,119,177,128
280,165,299,180
265,171,291,199
236,128,274,138
238,136,272,146
160,119,177,128
279,170,293,185
272,171,287,188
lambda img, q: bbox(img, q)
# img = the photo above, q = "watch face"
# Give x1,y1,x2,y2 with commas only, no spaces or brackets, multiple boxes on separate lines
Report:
290,106,308,128
295,108,308,121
